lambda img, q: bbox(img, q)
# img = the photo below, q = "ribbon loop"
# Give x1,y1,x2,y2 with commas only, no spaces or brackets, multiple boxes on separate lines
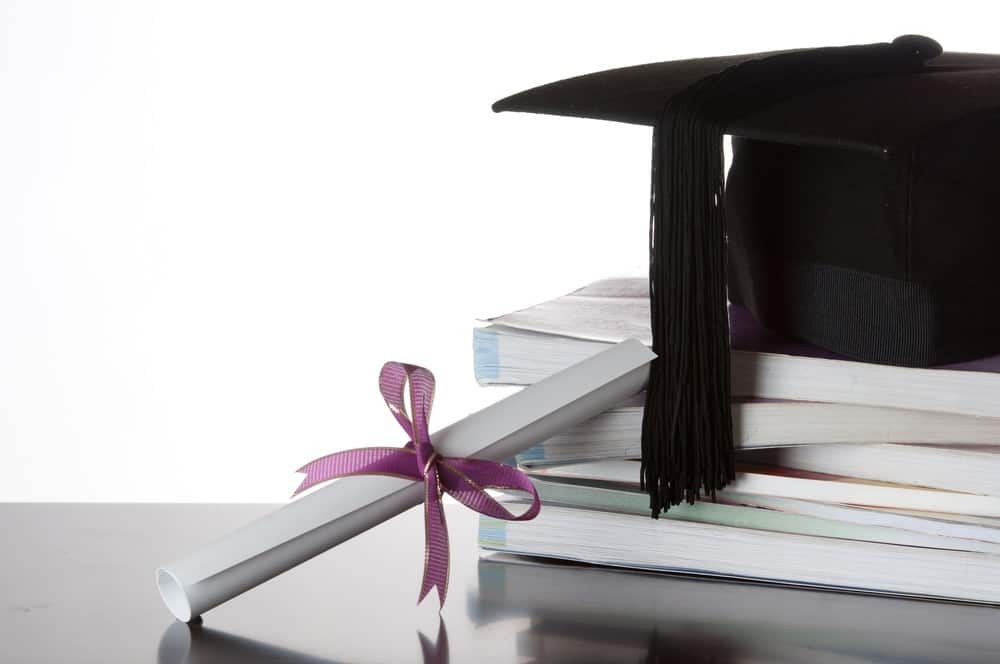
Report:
295,361,542,607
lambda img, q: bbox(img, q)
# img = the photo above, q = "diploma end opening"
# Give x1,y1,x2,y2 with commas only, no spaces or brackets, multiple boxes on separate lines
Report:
157,568,193,623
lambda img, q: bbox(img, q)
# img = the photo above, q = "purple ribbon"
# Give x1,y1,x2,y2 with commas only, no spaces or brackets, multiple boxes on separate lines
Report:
294,362,541,606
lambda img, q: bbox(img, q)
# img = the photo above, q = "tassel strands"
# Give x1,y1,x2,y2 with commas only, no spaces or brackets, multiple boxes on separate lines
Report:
641,75,735,517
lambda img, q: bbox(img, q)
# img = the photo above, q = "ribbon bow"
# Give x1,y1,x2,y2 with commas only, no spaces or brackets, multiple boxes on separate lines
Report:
294,362,541,606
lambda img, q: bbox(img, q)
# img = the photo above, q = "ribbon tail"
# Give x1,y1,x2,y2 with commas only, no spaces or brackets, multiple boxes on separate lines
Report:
292,447,419,496
418,468,449,607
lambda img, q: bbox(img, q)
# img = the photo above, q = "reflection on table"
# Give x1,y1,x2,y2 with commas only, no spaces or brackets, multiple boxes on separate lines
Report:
471,554,1000,664
157,618,450,664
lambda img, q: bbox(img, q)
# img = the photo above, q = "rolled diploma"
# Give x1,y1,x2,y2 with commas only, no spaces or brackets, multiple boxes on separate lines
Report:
157,338,654,621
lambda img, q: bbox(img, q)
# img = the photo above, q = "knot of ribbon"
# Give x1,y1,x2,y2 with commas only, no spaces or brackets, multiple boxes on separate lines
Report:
294,362,541,607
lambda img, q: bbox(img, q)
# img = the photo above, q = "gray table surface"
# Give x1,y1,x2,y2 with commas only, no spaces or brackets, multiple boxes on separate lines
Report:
3,502,1000,663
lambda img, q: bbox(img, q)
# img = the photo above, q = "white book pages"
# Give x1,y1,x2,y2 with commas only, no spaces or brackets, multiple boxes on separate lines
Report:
476,325,1000,418
745,444,1000,497
529,478,1000,553
528,459,1000,517
482,504,1000,603
521,402,1000,467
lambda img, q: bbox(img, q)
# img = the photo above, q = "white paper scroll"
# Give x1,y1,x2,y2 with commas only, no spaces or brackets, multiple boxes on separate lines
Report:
156,339,654,621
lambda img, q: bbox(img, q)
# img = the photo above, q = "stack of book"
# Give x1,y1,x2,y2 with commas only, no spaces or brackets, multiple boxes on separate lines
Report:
474,278,1000,604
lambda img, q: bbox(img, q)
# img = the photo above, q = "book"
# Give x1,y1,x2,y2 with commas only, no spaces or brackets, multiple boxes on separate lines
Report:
742,443,1000,497
475,278,1000,418
528,477,1000,553
526,459,1000,517
518,401,1000,466
480,502,1000,604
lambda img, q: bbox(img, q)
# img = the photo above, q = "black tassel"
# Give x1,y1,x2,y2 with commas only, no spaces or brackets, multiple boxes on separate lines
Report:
638,40,935,517
641,76,734,517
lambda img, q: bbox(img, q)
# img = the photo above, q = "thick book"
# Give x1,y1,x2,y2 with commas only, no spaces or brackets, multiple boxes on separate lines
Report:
519,401,1000,466
526,459,1000,517
475,278,1000,418
526,477,1000,553
742,443,1000,497
480,501,1000,604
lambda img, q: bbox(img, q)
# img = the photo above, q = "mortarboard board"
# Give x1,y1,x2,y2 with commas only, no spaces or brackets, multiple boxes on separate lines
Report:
492,36,1000,516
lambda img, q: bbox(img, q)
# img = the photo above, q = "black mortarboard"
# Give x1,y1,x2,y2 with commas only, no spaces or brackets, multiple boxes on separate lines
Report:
493,36,1000,516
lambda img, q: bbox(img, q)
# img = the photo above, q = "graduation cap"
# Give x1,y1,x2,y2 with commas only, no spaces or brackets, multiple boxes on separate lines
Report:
493,36,1000,516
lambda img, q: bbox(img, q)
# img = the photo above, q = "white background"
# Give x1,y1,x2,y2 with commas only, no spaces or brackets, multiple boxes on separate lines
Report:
2,1,995,501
